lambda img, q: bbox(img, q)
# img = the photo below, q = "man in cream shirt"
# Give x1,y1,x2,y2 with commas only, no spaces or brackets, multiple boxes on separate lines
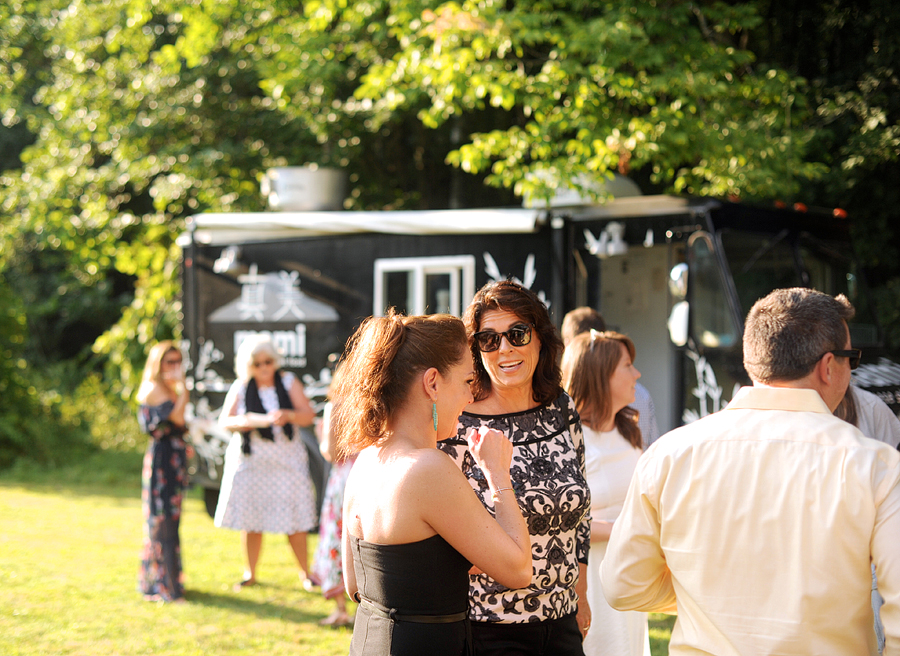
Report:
600,288,900,655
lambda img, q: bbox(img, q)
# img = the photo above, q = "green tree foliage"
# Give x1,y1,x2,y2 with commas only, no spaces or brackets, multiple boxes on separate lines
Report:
0,273,39,466
3,0,301,398
1,0,899,466
342,0,823,201
752,0,900,344
0,270,97,467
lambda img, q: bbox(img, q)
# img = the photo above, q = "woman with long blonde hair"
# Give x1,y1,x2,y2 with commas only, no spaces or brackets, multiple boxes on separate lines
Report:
136,340,190,602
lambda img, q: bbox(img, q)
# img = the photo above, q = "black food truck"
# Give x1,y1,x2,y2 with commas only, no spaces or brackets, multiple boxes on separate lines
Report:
179,187,900,515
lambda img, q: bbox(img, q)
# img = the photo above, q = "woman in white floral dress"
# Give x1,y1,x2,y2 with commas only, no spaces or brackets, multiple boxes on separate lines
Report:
311,390,356,627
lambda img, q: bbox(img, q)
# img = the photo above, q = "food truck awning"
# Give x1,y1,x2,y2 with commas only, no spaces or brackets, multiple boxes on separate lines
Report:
186,208,546,245
184,196,712,246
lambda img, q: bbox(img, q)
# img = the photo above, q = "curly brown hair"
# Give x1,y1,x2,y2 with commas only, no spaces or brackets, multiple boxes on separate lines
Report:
463,280,563,405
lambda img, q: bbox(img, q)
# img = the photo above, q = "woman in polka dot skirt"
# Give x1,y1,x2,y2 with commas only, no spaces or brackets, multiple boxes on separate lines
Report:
215,334,318,591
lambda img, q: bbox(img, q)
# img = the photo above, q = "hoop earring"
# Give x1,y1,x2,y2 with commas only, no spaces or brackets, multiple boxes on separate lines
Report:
432,402,438,432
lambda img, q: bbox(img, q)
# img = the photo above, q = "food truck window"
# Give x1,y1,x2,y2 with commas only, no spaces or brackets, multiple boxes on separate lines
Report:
383,270,412,315
688,233,740,349
425,273,453,314
374,256,476,317
717,229,878,348
719,228,800,316
799,237,880,347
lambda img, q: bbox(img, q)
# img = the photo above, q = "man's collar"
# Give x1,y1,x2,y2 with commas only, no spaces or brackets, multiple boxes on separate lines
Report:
725,385,832,414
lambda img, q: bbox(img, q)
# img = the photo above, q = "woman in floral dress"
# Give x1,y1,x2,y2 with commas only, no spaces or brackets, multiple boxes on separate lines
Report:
311,391,356,627
137,341,191,602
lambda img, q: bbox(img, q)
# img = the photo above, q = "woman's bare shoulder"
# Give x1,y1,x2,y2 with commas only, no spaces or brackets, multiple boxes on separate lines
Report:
412,445,460,472
347,445,460,493
402,448,471,500
139,383,172,406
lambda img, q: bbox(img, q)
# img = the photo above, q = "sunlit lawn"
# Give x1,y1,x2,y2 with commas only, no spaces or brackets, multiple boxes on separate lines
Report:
0,451,673,655
0,452,354,655
650,613,676,655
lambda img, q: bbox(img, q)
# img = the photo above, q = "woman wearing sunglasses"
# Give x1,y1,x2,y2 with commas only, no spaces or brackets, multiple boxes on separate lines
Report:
136,340,191,602
215,334,318,591
437,280,592,655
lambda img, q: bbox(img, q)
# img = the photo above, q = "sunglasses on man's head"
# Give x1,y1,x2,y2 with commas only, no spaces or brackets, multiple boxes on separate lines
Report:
473,323,533,353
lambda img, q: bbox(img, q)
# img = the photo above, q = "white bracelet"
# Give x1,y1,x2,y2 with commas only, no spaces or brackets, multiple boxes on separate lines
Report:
491,486,514,503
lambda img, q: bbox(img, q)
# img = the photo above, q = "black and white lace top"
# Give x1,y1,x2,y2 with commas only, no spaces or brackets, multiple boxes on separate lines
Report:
437,392,591,623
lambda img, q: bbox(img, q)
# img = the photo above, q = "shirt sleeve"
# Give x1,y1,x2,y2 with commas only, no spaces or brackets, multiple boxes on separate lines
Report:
871,399,900,450
599,453,677,614
872,458,900,655
634,384,660,448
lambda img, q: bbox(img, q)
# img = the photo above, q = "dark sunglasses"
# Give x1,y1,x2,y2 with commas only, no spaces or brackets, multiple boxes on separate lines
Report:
473,323,533,353
826,348,862,370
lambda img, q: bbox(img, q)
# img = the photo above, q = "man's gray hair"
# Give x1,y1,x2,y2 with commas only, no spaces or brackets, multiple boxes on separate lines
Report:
743,287,855,383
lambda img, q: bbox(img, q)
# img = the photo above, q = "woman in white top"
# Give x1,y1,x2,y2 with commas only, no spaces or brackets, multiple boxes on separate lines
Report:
215,335,318,590
561,330,651,656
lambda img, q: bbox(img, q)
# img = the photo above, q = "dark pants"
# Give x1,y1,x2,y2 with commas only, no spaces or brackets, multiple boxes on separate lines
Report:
471,612,584,656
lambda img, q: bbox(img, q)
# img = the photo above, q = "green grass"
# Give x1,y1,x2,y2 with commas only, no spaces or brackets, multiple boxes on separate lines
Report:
650,613,676,654
0,451,354,655
0,450,674,655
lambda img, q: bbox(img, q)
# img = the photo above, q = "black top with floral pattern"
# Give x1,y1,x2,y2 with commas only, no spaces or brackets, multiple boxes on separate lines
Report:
437,392,590,624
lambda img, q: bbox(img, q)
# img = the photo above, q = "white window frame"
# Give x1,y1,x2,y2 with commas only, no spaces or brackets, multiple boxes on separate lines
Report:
374,255,477,317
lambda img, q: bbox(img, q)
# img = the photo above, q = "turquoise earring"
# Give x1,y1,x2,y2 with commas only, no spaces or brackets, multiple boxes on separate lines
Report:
432,402,438,432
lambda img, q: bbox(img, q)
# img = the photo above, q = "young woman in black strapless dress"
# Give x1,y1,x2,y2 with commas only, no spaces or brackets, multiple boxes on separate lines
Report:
332,312,532,656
